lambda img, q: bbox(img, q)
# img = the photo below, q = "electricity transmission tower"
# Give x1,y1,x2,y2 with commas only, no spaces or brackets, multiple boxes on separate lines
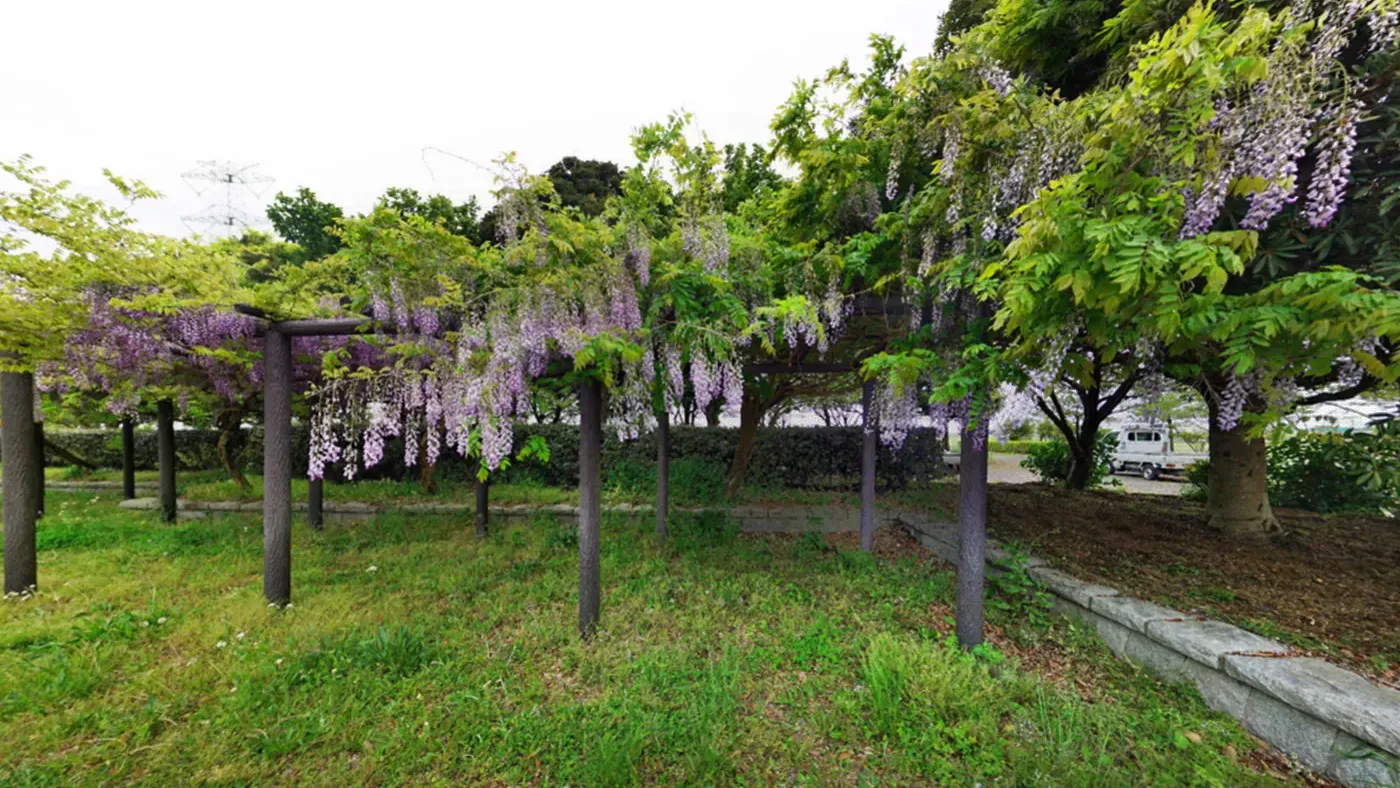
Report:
180,161,275,237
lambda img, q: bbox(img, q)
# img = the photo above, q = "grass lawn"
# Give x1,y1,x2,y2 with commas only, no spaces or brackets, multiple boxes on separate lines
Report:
0,492,1307,785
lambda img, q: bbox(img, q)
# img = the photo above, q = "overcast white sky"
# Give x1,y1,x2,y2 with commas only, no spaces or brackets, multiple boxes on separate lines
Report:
3,0,948,239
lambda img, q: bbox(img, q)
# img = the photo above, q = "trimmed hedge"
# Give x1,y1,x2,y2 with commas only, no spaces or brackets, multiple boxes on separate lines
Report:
35,424,953,490
988,439,1051,455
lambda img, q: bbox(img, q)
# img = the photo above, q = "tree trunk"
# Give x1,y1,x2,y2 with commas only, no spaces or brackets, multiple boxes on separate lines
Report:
2,371,38,595
956,421,989,650
215,407,250,491
157,399,177,524
1064,419,1099,491
723,386,767,498
417,424,437,494
1206,404,1278,535
121,418,136,500
656,408,669,544
704,399,722,427
577,378,603,639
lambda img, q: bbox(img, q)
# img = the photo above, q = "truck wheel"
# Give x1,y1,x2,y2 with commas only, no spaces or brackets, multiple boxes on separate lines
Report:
1140,464,1159,481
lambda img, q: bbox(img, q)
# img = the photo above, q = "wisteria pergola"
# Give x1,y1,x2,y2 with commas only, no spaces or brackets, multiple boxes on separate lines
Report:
0,296,991,646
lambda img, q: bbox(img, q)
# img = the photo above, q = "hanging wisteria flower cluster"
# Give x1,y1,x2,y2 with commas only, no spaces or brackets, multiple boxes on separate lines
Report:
681,214,730,274
873,378,922,451
1181,1,1387,238
39,291,261,415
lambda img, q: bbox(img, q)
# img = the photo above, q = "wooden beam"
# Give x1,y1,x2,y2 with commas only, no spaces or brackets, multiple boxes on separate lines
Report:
263,328,293,605
743,362,854,375
272,318,373,337
577,378,603,639
851,294,910,316
157,399,177,524
2,372,37,595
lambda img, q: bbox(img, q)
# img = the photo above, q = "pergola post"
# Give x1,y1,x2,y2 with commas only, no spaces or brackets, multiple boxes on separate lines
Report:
2,372,38,595
474,478,489,538
262,328,293,605
156,399,177,523
121,418,136,500
860,378,876,552
32,418,44,520
955,420,989,649
655,408,669,544
308,476,324,531
577,377,603,639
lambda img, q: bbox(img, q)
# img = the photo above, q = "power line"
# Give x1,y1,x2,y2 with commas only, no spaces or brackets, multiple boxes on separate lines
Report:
179,160,274,236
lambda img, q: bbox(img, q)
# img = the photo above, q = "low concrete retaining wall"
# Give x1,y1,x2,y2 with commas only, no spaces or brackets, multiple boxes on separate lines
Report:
897,513,1400,788
117,495,1398,786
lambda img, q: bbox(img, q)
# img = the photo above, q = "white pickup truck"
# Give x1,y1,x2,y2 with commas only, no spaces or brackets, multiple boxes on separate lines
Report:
1108,427,1207,481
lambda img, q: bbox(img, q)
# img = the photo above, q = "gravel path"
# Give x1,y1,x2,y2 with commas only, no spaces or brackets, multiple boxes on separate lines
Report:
988,453,1182,496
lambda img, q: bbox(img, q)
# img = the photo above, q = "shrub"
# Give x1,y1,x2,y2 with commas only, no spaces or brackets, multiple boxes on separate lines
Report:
1019,431,1118,488
989,439,1050,455
1268,428,1399,515
32,423,955,491
1181,460,1210,502
1179,426,1400,515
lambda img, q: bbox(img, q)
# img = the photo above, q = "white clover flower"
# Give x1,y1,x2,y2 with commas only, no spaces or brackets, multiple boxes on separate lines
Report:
367,565,378,573
157,617,167,624
236,632,246,640
216,640,227,649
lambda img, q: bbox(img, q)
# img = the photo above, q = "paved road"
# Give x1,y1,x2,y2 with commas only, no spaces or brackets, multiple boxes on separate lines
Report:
988,453,1183,496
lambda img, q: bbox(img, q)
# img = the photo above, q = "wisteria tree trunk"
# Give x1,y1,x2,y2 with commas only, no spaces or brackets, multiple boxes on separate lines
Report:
1205,400,1278,535
577,378,603,639
121,418,136,500
2,371,38,595
956,422,989,650
417,423,437,494
656,407,669,544
215,405,250,491
156,399,177,524
860,379,876,552
704,400,722,427
724,386,767,498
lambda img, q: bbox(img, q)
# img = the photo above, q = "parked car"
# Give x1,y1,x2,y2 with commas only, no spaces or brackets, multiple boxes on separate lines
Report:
1108,427,1206,480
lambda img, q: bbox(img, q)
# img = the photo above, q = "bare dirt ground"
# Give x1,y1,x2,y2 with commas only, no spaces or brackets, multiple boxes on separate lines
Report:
966,484,1400,686
989,452,1183,496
